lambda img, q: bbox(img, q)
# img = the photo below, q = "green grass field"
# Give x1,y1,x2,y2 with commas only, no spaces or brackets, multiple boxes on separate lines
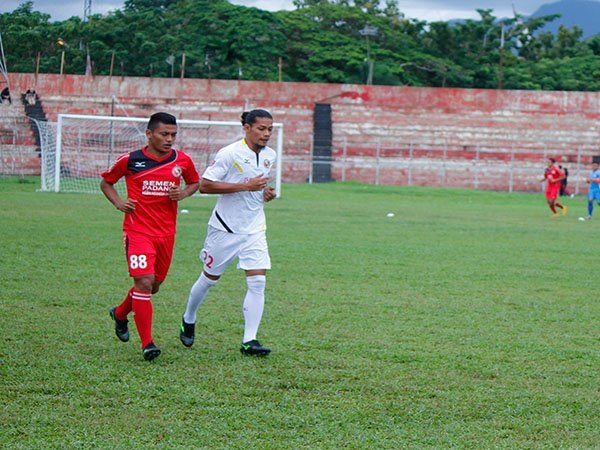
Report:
1,177,598,448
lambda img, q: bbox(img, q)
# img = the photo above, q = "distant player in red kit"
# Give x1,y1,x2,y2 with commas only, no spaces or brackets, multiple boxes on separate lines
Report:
101,112,199,361
541,157,567,217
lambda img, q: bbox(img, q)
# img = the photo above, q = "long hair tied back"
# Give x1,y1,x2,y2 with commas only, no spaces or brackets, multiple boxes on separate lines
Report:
241,109,272,126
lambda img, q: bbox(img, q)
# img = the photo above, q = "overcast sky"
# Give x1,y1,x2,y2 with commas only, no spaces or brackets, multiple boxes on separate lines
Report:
0,0,554,22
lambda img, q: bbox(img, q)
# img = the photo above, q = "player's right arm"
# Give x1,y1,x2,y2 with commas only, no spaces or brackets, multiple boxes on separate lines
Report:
100,152,137,213
199,174,268,194
100,179,137,213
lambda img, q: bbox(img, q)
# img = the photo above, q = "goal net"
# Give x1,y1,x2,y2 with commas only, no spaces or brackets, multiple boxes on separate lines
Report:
39,114,283,197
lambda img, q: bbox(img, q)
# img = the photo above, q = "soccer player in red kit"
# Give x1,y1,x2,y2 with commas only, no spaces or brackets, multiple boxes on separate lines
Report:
541,157,567,217
101,112,199,361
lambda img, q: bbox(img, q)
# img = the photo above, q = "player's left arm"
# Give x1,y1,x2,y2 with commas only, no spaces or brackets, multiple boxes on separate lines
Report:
263,186,276,202
262,154,277,203
168,182,199,201
168,155,200,201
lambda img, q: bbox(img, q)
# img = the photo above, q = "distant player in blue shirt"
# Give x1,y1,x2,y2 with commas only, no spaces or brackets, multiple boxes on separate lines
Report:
584,162,600,220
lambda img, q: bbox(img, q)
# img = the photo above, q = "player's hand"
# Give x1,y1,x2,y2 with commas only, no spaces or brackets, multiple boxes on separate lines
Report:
246,174,269,191
263,186,276,202
117,198,137,213
168,186,184,201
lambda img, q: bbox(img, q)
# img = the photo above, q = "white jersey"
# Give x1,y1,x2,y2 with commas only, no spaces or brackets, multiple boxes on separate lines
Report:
203,139,277,234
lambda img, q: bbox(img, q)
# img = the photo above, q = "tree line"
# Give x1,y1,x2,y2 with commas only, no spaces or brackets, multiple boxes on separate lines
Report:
2,0,600,91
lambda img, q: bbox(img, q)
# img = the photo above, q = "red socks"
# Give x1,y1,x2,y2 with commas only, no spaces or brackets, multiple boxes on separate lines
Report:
114,288,134,320
549,204,557,214
113,288,154,348
555,202,564,210
131,290,153,348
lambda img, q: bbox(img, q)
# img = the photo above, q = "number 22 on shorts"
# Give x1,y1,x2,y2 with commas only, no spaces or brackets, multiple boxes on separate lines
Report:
201,250,213,269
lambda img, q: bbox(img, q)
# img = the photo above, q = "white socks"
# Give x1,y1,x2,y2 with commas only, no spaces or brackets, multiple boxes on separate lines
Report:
183,272,217,324
183,273,266,343
242,275,266,343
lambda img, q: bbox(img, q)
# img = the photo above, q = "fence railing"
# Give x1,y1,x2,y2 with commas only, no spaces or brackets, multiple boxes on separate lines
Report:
2,123,597,195
283,138,598,194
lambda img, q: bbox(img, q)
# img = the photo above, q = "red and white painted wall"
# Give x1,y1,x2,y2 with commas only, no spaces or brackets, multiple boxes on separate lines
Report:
3,73,599,192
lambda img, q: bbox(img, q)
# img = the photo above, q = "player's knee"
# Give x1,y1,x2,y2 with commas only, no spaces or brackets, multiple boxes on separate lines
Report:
134,275,155,292
246,275,266,294
203,271,220,281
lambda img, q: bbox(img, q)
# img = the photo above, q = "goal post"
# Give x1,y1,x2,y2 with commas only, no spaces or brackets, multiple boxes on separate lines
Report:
42,113,284,197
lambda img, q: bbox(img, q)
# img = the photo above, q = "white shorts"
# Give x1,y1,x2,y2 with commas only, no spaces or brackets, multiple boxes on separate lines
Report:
199,226,271,276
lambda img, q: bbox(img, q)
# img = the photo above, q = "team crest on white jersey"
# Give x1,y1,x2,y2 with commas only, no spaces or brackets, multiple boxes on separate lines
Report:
172,165,182,177
264,159,271,168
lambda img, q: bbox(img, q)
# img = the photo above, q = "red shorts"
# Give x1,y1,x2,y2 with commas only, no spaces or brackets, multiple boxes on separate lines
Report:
545,185,560,201
123,231,175,282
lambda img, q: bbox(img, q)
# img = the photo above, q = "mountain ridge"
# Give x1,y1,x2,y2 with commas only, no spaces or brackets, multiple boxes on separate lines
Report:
529,0,600,38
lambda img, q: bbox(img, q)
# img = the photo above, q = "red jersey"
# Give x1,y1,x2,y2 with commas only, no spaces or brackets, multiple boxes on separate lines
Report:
544,165,563,200
101,147,199,237
545,166,564,187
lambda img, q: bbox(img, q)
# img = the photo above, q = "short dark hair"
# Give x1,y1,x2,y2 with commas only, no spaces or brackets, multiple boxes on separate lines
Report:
147,112,177,131
241,109,272,126
549,157,556,163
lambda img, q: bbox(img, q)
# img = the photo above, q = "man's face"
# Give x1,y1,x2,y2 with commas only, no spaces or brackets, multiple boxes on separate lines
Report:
244,117,273,151
547,159,554,168
146,122,177,155
593,163,599,171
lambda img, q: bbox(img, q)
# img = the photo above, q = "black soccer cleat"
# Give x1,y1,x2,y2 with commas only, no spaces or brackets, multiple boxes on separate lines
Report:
109,307,129,342
143,341,161,361
179,317,195,348
240,339,271,356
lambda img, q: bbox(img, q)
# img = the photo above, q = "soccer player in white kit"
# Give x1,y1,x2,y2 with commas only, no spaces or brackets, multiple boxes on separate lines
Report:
180,109,277,355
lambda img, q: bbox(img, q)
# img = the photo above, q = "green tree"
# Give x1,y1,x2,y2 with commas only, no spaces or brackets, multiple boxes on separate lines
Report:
0,2,54,72
1,0,599,91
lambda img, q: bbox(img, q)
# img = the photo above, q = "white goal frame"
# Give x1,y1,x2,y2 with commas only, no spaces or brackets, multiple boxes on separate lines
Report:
48,113,284,197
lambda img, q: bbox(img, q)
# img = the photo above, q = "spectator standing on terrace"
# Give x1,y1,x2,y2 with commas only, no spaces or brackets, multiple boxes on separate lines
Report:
100,112,199,361
541,158,567,217
25,89,36,106
1,87,11,104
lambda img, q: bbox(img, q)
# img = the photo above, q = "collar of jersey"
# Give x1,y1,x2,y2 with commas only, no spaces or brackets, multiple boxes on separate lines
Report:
142,145,174,161
242,138,264,153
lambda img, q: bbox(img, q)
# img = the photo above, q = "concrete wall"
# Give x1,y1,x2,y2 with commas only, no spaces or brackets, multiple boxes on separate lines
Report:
0,100,39,176
6,73,600,191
